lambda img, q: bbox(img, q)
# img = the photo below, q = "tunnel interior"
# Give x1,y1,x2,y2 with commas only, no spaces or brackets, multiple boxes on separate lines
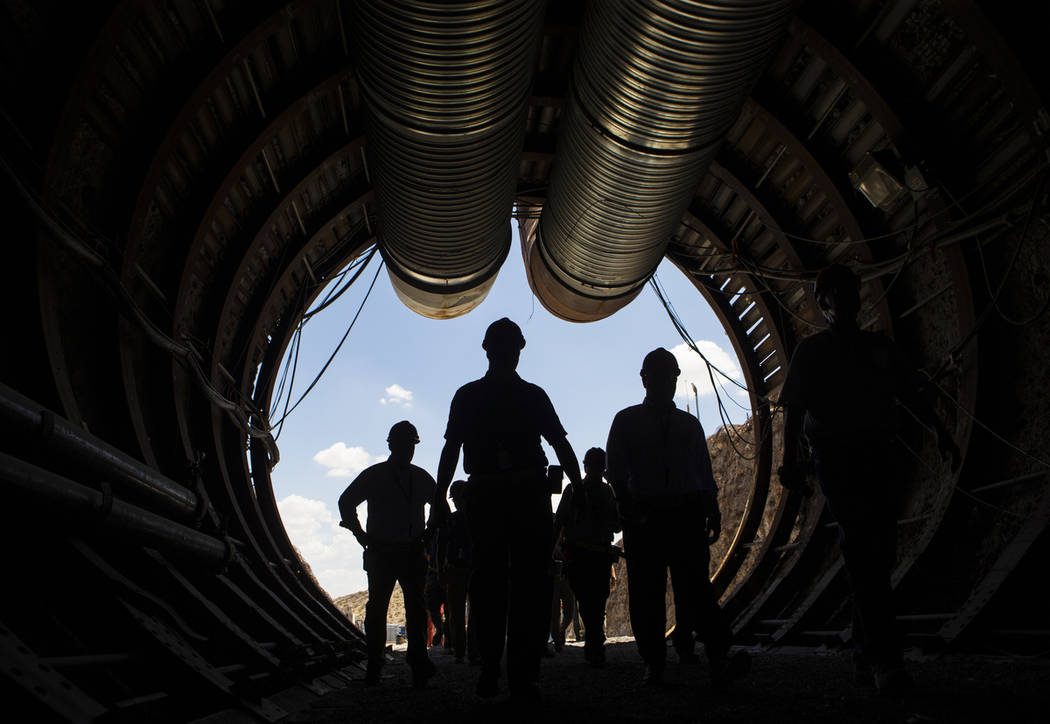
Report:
2,1,1049,721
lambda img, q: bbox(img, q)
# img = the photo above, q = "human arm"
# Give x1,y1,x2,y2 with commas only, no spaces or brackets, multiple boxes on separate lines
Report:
777,343,814,494
895,353,962,471
337,479,370,547
605,413,633,525
549,434,582,488
778,403,812,493
695,421,722,546
429,440,460,529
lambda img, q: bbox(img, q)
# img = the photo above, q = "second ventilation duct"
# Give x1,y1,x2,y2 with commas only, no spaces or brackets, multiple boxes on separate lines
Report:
525,0,794,322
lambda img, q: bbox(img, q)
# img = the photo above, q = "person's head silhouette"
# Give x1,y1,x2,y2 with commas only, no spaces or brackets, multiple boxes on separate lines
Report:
387,420,419,467
583,447,606,478
482,317,525,373
814,264,861,331
449,479,468,510
640,347,679,405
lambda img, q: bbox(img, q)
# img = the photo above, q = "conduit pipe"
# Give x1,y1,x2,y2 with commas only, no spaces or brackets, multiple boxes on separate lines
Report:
526,0,794,322
350,0,545,318
0,453,230,568
0,383,199,518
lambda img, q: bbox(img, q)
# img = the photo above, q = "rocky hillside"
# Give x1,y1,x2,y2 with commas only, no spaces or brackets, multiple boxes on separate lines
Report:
331,587,405,629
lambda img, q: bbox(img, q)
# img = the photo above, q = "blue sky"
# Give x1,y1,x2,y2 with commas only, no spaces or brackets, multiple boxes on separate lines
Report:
272,224,749,598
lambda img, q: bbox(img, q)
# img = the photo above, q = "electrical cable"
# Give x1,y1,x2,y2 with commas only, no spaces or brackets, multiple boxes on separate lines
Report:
268,256,384,430
0,151,281,463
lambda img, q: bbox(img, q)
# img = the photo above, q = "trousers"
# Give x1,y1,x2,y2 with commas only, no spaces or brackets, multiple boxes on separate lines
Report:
466,473,553,688
445,566,479,661
815,442,901,670
564,544,612,654
623,499,731,669
364,542,428,673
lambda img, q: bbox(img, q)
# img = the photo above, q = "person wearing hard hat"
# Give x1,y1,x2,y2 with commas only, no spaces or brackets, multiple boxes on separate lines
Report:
605,348,748,691
553,446,620,667
338,420,437,689
778,263,960,693
431,317,583,704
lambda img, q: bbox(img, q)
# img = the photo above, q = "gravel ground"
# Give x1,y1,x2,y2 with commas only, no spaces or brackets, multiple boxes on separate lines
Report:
289,638,1049,723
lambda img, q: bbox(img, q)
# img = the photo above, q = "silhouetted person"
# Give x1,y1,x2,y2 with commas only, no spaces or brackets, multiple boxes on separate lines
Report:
548,537,576,655
431,318,583,703
554,447,620,666
424,536,449,649
778,264,960,693
337,421,437,689
440,480,480,664
606,348,748,690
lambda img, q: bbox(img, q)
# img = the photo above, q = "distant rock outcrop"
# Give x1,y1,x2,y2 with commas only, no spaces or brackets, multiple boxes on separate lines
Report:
332,587,405,628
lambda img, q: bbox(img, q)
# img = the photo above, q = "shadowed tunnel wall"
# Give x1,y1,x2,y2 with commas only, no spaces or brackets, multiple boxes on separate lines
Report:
1,1,1048,721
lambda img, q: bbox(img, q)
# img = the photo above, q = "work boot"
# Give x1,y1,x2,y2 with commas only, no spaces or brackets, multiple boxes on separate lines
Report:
586,647,606,668
476,671,499,699
364,662,382,687
874,665,913,695
710,650,751,692
411,658,437,689
642,662,665,686
678,649,700,665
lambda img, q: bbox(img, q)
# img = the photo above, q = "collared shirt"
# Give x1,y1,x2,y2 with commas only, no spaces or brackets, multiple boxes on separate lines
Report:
337,460,436,545
779,328,917,448
605,399,717,499
444,371,566,475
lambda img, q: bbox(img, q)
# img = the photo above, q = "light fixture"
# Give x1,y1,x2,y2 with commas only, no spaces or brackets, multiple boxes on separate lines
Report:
849,151,908,210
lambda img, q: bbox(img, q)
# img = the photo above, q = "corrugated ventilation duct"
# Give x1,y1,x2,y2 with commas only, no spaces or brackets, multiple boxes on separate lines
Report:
525,0,794,322
350,0,546,318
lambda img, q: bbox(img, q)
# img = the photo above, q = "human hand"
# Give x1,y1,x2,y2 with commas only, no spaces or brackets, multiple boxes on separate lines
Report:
429,499,451,529
705,507,722,545
777,462,813,496
938,430,962,472
352,529,370,548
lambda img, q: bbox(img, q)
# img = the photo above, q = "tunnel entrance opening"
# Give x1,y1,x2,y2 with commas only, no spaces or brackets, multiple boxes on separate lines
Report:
257,225,770,628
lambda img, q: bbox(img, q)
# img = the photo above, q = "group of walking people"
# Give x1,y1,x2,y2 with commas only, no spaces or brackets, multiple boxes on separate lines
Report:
336,264,960,704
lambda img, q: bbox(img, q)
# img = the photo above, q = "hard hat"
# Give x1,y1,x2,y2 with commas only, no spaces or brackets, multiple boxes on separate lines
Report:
813,263,860,299
640,347,680,377
482,317,526,352
387,420,420,444
583,447,606,468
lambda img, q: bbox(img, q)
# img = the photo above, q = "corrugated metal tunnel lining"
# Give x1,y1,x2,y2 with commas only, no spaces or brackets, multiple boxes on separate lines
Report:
2,0,1049,721
349,0,545,318
525,0,794,322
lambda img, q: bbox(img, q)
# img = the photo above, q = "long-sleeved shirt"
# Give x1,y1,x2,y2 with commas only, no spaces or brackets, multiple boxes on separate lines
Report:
337,460,436,545
778,328,920,449
605,398,717,500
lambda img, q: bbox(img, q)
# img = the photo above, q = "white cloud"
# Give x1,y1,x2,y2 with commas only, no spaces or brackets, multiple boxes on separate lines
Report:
670,341,745,404
277,494,368,598
379,383,413,407
312,442,384,478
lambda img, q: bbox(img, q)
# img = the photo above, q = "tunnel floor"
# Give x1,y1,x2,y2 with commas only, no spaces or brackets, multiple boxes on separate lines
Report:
273,637,1048,723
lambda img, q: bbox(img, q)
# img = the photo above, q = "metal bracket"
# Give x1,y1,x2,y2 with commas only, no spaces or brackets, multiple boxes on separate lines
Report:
0,618,107,722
